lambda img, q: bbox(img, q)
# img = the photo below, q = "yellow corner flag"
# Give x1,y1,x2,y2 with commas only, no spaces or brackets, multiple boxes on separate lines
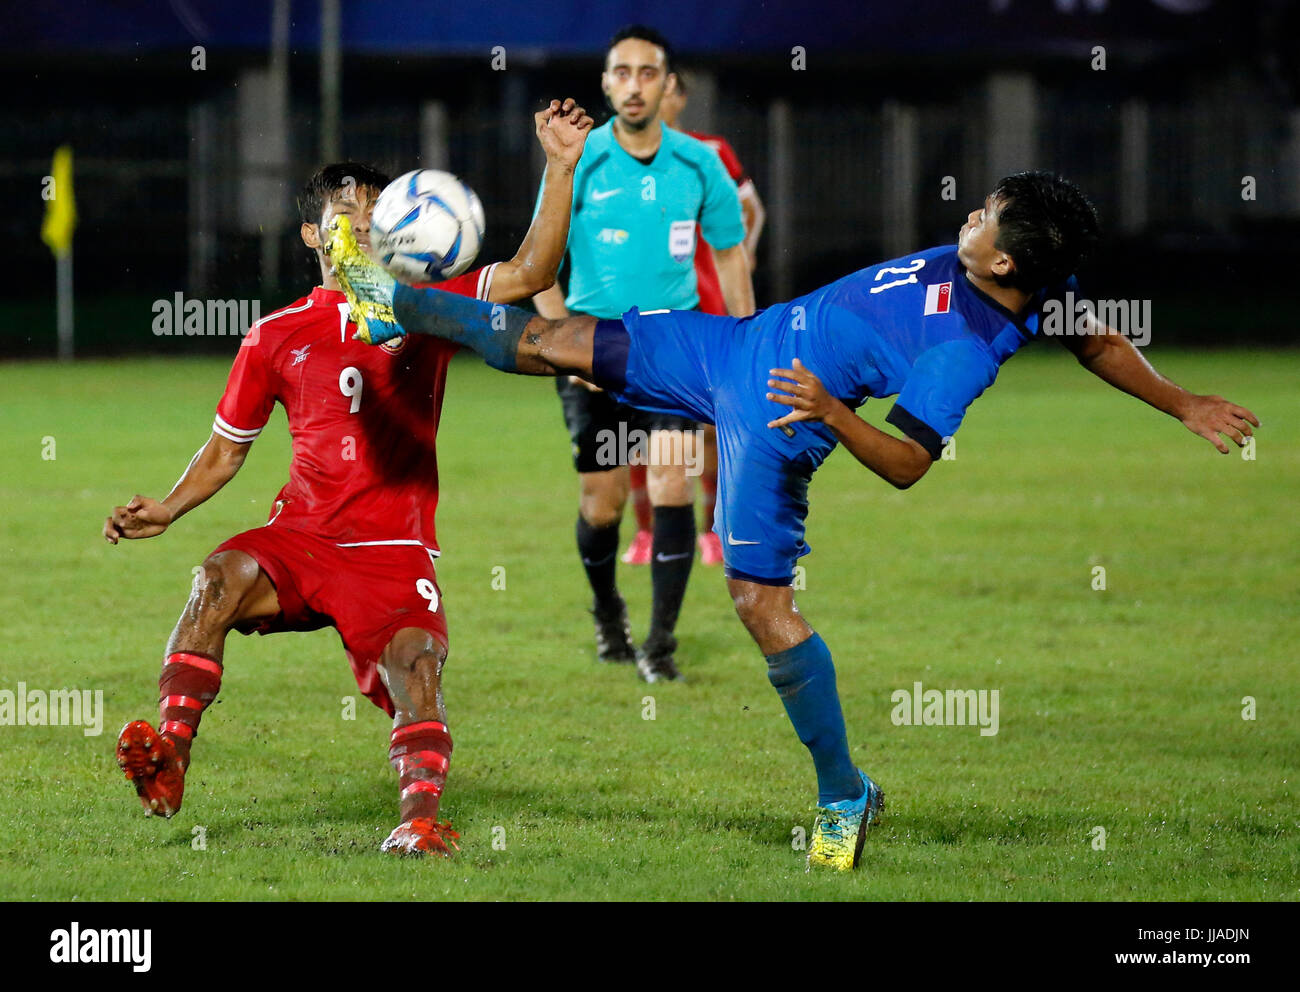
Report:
41,145,77,259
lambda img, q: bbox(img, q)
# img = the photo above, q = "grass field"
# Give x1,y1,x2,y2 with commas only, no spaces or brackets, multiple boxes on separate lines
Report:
0,348,1296,901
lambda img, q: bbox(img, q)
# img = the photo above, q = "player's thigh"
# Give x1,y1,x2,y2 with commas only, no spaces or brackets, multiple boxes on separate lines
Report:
556,376,635,475
616,308,723,423
321,546,449,718
712,426,814,585
190,548,281,631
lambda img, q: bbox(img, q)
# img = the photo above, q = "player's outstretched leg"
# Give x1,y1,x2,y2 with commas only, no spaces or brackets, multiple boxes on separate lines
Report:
118,550,278,818
377,628,461,857
326,215,601,380
729,578,884,871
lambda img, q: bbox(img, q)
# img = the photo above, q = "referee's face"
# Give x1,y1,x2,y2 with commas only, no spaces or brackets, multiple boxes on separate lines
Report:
602,38,669,130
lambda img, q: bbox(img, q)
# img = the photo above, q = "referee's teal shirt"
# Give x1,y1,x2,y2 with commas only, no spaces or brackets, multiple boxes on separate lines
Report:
537,118,745,319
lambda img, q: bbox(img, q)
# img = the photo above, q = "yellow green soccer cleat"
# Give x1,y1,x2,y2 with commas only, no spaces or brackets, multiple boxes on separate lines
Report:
806,770,885,871
323,215,403,345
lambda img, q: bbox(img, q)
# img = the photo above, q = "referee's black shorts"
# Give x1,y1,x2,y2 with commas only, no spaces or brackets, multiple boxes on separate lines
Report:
556,375,697,474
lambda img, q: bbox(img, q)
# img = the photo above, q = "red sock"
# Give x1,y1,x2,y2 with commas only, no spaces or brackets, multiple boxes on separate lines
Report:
158,652,223,767
390,720,453,822
629,463,651,532
700,471,718,531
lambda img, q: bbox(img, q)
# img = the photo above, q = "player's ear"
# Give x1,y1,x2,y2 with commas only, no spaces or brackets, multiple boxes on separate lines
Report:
301,222,321,250
992,251,1014,281
666,72,679,95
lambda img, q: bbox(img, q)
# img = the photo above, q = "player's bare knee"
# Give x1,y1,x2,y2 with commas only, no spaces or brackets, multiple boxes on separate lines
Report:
647,460,692,506
579,471,626,528
185,551,261,628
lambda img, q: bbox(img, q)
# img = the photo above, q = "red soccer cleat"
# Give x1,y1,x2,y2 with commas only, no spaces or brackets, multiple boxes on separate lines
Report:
116,720,186,818
381,817,462,857
698,530,724,566
621,529,653,565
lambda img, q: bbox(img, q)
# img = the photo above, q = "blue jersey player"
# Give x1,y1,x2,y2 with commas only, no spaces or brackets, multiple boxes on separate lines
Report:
326,172,1260,871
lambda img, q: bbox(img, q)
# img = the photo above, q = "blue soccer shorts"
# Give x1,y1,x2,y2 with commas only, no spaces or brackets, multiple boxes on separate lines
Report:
592,307,836,585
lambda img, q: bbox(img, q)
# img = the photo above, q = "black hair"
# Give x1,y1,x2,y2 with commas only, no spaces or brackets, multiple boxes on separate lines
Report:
990,171,1101,291
298,162,391,226
608,24,675,75
673,69,689,96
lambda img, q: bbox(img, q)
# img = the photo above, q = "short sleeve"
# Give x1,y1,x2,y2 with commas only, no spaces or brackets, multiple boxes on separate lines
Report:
886,339,999,459
697,151,745,252
214,329,276,443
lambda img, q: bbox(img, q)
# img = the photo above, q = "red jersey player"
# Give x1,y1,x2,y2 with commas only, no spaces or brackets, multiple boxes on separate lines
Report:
617,71,767,566
104,98,593,856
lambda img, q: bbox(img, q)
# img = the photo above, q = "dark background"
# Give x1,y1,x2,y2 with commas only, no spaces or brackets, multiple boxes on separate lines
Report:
5,0,1299,355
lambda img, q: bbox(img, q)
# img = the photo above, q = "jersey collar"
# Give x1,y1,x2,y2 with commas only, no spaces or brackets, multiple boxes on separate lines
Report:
310,285,347,305
955,263,1034,339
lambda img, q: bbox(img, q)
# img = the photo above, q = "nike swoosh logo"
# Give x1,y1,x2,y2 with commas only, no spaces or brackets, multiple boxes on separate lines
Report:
655,551,693,562
727,532,760,546
590,188,622,201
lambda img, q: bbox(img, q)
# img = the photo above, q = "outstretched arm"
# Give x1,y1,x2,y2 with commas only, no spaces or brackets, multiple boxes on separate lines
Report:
486,98,594,304
1060,318,1259,453
767,359,931,489
104,432,250,543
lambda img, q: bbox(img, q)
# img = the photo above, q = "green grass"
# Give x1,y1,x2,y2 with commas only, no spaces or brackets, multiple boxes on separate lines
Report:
0,348,1296,901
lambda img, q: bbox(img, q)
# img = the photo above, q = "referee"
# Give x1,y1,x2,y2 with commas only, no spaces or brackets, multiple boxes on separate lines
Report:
533,25,755,682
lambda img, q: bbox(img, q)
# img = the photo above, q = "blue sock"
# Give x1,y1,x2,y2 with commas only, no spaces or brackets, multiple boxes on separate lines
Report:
766,633,864,806
392,283,529,372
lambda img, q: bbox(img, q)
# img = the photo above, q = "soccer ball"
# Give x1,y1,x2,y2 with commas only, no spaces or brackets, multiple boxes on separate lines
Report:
371,169,486,282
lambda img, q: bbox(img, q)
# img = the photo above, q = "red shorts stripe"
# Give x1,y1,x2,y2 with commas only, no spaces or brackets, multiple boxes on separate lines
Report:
164,653,223,677
161,720,194,740
161,694,203,711
400,780,444,800
390,720,448,745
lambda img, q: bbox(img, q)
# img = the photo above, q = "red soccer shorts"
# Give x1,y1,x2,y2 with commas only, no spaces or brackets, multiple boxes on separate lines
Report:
212,524,448,717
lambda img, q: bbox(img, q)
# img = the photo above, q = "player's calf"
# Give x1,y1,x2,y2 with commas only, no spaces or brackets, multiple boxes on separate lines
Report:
118,551,274,817
378,629,459,856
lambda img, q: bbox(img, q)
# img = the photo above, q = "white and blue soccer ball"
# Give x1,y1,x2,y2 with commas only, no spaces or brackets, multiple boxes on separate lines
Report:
371,169,486,282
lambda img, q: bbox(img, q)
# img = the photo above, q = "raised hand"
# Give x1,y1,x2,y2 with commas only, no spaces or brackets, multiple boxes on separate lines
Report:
535,98,595,169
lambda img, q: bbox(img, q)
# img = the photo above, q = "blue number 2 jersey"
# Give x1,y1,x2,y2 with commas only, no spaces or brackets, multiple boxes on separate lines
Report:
600,244,1075,582
760,245,1074,459
615,245,1074,463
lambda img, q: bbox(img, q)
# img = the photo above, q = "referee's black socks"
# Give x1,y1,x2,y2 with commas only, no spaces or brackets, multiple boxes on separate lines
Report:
648,504,696,649
577,515,621,613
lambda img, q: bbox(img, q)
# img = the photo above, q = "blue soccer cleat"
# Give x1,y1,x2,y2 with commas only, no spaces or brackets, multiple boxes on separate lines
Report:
806,769,885,871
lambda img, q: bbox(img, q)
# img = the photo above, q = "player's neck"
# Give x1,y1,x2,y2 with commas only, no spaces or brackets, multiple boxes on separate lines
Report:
318,259,341,293
963,269,1031,315
614,116,663,159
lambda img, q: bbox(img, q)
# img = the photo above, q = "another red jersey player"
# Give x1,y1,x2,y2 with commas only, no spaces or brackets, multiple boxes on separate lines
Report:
620,70,767,566
103,98,593,856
